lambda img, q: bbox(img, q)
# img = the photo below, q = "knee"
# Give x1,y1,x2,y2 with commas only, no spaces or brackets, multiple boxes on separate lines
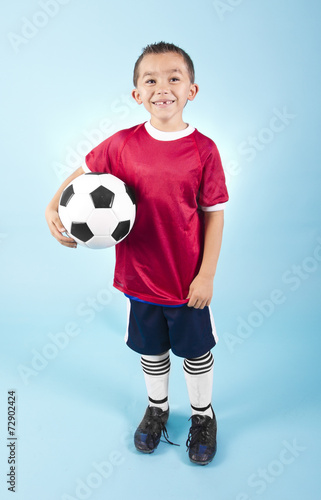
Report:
183,351,214,375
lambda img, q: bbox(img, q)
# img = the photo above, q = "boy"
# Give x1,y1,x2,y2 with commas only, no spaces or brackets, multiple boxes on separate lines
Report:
45,42,228,465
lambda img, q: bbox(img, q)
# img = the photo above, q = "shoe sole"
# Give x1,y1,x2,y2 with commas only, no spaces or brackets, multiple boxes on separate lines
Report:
189,456,213,465
135,446,155,454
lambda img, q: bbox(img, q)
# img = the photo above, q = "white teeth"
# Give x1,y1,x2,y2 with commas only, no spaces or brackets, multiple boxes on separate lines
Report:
153,100,173,105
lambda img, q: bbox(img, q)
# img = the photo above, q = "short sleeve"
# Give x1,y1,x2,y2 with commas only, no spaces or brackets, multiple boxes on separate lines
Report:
198,142,229,211
84,134,116,174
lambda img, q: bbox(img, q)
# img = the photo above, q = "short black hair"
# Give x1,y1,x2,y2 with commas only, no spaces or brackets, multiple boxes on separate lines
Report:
133,41,195,87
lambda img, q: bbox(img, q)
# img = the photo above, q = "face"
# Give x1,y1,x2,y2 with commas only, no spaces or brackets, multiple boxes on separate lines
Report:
132,52,199,131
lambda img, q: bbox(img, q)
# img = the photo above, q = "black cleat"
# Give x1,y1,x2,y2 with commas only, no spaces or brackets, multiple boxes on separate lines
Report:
186,410,217,465
134,406,172,453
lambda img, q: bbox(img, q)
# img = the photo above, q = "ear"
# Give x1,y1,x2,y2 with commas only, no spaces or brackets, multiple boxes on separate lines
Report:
187,83,199,102
132,88,143,104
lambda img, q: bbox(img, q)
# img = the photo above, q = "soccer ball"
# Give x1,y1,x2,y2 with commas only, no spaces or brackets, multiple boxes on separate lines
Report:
58,173,136,249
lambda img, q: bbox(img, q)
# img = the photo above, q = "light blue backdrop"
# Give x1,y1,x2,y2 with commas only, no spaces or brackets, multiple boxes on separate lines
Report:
1,1,320,499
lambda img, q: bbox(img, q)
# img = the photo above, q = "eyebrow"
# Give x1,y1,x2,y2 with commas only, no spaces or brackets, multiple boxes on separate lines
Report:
142,68,183,78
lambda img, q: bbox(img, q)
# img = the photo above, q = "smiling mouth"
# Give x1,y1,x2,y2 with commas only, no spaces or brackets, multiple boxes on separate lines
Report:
152,100,175,107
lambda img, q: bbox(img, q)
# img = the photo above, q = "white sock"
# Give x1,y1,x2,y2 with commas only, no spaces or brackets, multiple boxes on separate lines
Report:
183,351,214,418
141,351,170,412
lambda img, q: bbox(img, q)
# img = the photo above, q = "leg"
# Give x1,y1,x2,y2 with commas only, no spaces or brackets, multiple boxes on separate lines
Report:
141,351,170,411
184,352,217,465
134,351,173,453
183,351,214,418
163,305,218,464
125,299,175,454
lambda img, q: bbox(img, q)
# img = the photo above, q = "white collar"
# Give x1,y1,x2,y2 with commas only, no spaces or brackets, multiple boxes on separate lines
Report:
144,120,195,141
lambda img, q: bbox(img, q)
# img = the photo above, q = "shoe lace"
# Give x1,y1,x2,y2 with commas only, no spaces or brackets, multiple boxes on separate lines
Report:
145,413,180,448
186,417,209,450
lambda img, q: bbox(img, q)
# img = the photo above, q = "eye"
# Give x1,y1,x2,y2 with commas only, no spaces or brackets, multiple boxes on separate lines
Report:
170,77,180,82
145,79,156,84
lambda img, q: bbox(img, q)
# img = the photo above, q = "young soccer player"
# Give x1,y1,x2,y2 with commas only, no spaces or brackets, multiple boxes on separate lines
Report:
45,42,228,465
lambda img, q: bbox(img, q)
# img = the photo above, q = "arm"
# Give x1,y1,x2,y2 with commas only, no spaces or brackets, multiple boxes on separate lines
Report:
45,166,85,248
187,210,224,309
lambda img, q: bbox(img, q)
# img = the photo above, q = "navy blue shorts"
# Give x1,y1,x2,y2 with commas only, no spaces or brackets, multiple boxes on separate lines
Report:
125,299,218,358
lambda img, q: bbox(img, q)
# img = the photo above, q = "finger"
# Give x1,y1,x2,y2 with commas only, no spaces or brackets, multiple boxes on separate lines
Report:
49,220,66,239
187,297,195,308
59,233,77,248
50,224,77,247
60,235,78,248
193,298,208,310
53,227,76,245
51,213,66,233
189,296,200,309
199,297,211,309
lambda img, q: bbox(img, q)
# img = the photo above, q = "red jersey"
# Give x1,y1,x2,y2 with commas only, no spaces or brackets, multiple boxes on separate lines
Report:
84,121,228,306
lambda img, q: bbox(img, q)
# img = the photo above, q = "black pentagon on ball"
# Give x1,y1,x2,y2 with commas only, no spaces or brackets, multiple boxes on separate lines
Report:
70,222,94,242
60,184,75,207
112,220,131,242
125,184,136,205
90,185,115,208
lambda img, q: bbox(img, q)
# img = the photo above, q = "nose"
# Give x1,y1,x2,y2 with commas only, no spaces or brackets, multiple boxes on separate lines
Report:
155,79,170,95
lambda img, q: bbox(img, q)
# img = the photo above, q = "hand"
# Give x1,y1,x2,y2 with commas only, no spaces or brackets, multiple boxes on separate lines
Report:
186,274,213,309
45,206,77,248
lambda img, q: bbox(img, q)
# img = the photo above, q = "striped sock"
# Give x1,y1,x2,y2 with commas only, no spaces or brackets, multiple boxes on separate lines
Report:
141,351,170,412
183,351,214,418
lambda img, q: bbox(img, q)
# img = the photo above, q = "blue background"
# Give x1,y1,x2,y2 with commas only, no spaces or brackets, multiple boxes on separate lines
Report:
1,0,320,499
